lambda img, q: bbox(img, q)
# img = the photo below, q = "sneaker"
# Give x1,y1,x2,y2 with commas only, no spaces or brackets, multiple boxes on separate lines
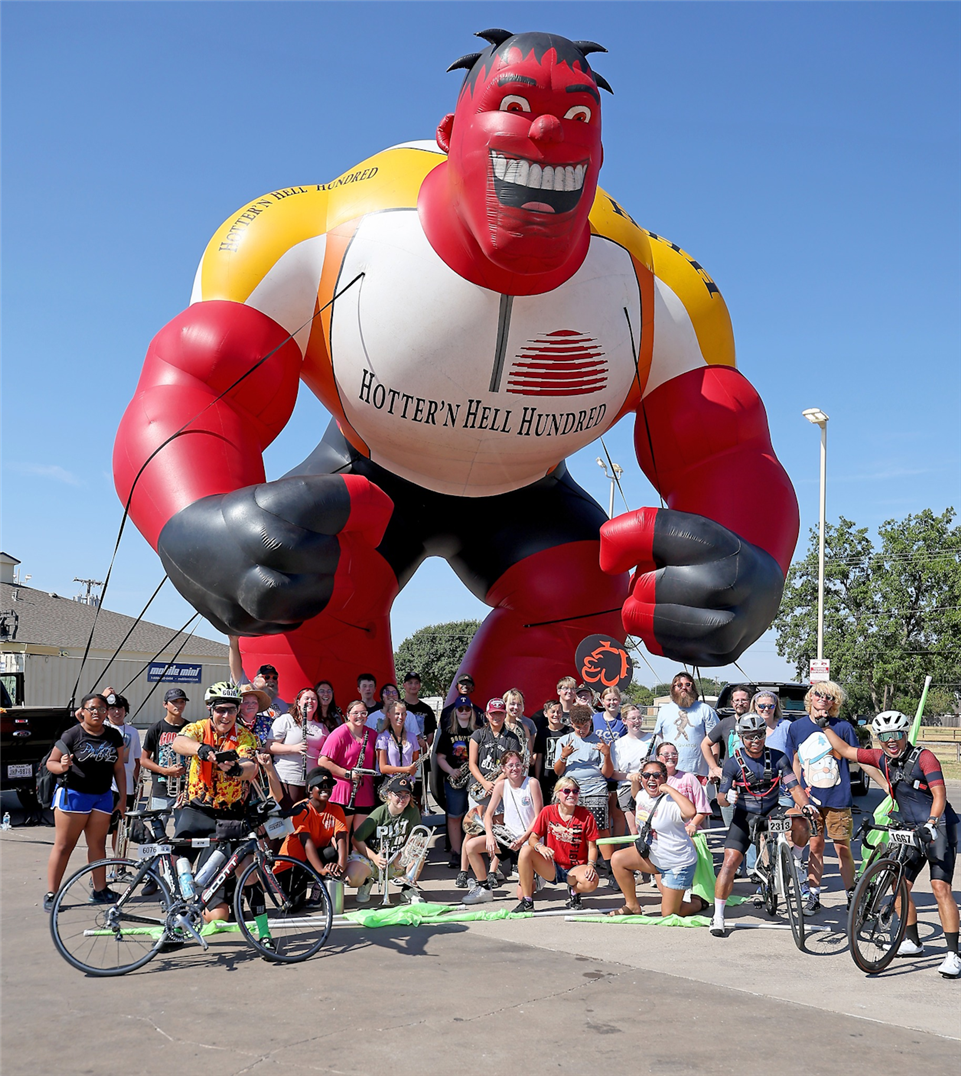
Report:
802,894,821,917
488,868,504,888
42,891,56,913
141,878,160,898
455,870,470,889
89,887,121,905
566,891,583,910
710,918,726,937
400,886,426,905
355,878,374,905
604,874,619,889
938,952,961,979
887,938,924,957
512,898,535,914
463,884,493,905
846,889,855,909
534,874,545,894
447,855,460,870
259,936,278,960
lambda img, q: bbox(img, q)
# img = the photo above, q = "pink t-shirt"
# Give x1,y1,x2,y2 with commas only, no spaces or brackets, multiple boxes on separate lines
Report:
320,723,377,809
667,770,711,827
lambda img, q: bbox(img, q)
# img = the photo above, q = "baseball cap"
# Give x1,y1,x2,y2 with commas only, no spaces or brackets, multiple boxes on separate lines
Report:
108,694,130,712
164,688,189,703
403,672,421,683
383,775,414,796
486,698,507,714
453,695,473,709
257,664,279,677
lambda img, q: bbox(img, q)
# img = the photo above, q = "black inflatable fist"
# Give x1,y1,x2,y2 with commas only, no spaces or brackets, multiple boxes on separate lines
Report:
157,474,392,635
600,506,785,666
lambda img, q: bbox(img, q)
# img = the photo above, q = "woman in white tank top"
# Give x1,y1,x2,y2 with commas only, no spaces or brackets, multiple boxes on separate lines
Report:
462,749,544,905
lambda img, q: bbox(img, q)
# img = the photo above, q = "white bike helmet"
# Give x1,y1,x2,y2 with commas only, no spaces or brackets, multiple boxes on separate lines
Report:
871,710,910,737
736,713,767,736
204,681,242,707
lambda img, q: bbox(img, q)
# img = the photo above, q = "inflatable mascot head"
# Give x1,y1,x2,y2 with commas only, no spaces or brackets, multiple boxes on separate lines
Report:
437,29,612,276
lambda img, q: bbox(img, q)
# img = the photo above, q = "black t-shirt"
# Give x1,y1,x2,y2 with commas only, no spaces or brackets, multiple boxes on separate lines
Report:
60,723,124,794
404,700,437,737
440,699,485,729
470,726,522,777
533,726,569,799
707,715,739,762
142,717,188,793
435,723,475,769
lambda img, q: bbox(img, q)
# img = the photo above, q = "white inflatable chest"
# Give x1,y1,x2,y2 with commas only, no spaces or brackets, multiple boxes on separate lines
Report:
330,210,639,496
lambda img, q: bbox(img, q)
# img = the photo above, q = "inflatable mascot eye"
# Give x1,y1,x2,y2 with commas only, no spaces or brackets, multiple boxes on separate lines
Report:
499,94,531,113
564,104,592,122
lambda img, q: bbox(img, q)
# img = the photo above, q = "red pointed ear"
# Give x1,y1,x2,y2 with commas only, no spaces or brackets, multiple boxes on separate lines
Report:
436,113,454,153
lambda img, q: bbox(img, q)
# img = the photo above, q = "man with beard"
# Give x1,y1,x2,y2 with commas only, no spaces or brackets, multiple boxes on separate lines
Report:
652,673,717,779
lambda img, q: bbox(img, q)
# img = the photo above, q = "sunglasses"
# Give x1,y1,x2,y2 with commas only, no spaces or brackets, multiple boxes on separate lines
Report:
557,789,580,797
741,732,765,742
755,704,775,711
641,772,664,781
878,732,905,743
812,692,832,701
212,706,237,716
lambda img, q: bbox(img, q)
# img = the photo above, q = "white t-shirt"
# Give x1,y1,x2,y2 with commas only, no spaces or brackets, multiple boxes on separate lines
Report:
109,722,141,794
365,710,420,739
635,789,697,872
270,714,326,784
612,735,654,794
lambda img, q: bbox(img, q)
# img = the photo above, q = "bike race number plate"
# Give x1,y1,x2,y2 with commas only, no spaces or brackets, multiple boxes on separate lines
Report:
767,817,792,834
888,829,916,847
139,844,172,858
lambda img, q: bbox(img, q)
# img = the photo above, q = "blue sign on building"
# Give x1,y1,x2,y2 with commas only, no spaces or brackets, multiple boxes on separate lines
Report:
147,662,203,684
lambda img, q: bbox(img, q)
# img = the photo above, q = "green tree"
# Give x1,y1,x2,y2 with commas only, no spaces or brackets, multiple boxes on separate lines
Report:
393,620,481,696
774,509,961,716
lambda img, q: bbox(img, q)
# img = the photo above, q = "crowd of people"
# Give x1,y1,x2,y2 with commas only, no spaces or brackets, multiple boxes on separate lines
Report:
41,665,960,978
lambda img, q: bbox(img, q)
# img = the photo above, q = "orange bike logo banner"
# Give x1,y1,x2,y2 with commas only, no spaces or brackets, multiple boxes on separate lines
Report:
575,635,633,692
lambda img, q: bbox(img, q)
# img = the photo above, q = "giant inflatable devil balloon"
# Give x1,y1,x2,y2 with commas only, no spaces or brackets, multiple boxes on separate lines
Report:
114,29,799,706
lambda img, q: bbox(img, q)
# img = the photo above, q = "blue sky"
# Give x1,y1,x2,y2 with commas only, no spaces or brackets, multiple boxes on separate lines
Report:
3,2,959,687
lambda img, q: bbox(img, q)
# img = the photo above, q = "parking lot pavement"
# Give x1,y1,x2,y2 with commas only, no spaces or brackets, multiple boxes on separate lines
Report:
2,785,958,1075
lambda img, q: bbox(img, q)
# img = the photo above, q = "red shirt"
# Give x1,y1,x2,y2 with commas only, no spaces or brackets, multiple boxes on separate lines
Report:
532,804,598,869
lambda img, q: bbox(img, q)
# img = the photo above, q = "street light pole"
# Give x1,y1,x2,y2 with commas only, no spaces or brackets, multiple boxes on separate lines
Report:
596,457,623,519
802,409,829,661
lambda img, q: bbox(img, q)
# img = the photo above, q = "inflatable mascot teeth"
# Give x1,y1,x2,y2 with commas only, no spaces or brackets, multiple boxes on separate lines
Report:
114,28,799,705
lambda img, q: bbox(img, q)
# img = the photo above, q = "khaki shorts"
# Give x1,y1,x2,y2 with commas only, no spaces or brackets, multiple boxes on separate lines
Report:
814,805,853,842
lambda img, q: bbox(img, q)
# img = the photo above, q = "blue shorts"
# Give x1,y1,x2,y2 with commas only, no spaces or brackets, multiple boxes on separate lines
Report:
444,781,468,817
653,859,697,891
53,786,114,815
553,864,571,885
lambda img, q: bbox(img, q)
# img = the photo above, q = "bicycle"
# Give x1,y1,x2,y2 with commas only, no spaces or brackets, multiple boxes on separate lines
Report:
747,809,812,952
49,800,333,975
847,815,929,974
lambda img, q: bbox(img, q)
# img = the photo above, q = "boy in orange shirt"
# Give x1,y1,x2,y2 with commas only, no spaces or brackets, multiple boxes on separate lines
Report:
280,767,349,879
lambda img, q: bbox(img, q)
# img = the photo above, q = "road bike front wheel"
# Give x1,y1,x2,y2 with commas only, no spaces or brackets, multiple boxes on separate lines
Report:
847,858,908,974
779,842,806,952
50,858,172,976
234,856,333,963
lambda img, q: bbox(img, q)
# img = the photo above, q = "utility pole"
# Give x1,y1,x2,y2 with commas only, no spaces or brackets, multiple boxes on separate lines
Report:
73,577,103,607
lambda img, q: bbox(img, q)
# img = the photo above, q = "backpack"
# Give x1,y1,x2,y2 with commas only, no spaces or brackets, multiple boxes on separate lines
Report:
36,739,68,809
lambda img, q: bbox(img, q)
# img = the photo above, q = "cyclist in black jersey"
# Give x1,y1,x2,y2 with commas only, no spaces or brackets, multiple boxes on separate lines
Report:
711,713,817,936
823,710,960,978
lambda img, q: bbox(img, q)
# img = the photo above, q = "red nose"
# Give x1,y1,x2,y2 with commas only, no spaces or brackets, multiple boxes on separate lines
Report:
528,114,564,145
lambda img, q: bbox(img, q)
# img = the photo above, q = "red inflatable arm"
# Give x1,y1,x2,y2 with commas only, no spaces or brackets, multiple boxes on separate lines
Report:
632,366,798,573
113,301,303,549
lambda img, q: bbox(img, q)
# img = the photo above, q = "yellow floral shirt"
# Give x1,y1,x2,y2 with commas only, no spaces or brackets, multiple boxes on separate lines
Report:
180,720,258,813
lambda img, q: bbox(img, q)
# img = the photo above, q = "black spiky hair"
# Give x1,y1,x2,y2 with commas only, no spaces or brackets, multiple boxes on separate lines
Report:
447,28,613,97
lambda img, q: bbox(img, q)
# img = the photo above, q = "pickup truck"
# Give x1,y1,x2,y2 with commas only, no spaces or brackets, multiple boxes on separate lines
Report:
0,673,73,810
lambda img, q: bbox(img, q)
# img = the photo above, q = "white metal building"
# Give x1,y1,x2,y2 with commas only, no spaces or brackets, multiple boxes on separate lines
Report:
0,553,229,728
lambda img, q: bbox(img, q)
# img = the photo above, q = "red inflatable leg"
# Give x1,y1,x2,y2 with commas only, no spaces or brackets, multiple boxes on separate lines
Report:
450,542,629,710
239,535,399,706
